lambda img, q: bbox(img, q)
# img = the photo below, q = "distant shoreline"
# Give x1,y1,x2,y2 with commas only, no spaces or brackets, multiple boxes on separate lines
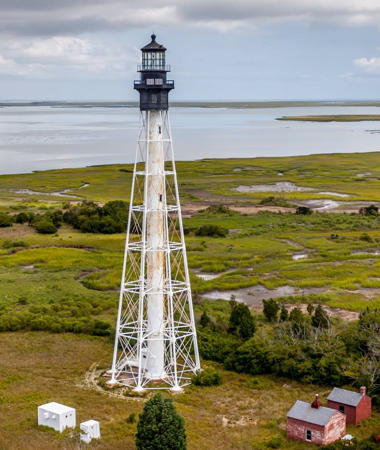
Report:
3,100,380,109
277,114,380,122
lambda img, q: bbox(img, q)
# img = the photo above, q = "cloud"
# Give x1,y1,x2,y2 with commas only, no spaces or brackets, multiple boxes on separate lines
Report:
354,56,380,74
0,36,137,79
1,0,380,36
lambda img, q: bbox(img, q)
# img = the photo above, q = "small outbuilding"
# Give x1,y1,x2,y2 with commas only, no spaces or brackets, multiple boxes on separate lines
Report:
287,395,346,445
80,420,101,443
38,402,76,432
327,386,371,425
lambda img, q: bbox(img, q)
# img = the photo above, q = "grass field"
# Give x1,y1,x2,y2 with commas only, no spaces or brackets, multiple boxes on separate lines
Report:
1,153,380,448
0,332,378,450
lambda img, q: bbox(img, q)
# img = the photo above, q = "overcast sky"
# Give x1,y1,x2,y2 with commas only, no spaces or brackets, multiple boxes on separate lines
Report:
2,0,380,100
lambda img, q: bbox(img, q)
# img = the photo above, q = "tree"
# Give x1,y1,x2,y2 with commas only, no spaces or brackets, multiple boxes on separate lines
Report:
229,303,255,339
312,305,330,329
15,212,28,224
359,204,378,216
136,393,186,450
279,305,288,322
199,311,211,328
263,299,280,322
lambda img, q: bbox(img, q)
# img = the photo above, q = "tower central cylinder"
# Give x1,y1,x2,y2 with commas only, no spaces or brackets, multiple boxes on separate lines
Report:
146,110,165,378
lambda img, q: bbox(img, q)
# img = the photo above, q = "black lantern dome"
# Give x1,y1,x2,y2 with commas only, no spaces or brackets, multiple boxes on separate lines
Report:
134,35,174,111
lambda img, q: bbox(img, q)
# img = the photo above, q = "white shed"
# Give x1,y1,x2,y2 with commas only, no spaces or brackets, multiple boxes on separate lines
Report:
38,402,76,432
80,420,101,443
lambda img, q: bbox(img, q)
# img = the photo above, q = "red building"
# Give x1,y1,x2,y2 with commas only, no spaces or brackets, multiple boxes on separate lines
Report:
287,395,346,445
327,387,372,425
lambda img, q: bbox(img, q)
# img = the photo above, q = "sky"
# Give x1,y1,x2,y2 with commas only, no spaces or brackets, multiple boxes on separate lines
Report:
2,0,380,101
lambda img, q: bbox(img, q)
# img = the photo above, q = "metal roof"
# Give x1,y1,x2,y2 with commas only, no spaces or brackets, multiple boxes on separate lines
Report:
327,387,364,407
287,400,338,426
141,34,166,52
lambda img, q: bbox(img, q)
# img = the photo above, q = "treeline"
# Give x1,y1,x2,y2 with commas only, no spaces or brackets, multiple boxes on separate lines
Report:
0,201,129,234
198,301,380,397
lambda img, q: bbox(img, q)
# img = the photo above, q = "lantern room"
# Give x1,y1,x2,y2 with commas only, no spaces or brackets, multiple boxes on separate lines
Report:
134,34,174,111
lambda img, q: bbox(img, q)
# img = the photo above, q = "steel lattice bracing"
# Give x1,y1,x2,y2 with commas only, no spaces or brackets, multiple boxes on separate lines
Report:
109,110,200,391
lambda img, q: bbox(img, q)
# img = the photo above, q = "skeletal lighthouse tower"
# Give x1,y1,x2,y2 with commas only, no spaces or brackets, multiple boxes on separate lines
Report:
109,35,200,391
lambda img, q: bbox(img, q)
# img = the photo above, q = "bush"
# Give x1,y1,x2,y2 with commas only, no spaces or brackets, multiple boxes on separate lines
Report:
295,206,312,215
266,437,283,448
126,412,136,424
195,225,228,237
199,311,212,328
2,240,27,249
136,393,186,450
359,204,379,216
34,219,57,234
359,232,373,242
191,367,222,386
197,329,240,363
0,213,14,227
259,196,293,208
15,212,29,224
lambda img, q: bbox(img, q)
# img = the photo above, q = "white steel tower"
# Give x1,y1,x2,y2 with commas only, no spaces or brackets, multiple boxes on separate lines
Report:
109,35,200,391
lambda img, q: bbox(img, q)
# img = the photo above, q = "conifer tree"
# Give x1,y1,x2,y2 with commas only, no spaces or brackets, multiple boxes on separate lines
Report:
263,298,280,322
312,305,330,329
279,305,289,322
136,393,186,450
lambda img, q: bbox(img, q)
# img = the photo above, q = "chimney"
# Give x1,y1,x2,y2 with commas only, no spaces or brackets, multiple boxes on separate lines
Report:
311,394,321,409
360,386,366,396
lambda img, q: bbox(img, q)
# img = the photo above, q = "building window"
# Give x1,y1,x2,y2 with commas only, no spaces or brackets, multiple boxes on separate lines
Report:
151,94,157,104
306,430,312,441
146,79,155,85
339,405,345,413
155,78,163,85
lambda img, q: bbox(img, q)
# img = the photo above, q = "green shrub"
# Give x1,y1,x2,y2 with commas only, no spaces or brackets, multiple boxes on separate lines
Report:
191,367,222,386
266,436,283,448
259,196,293,208
195,225,228,237
0,213,13,227
2,240,27,249
15,212,29,224
359,232,373,242
34,219,57,234
295,206,312,215
359,204,378,216
126,412,136,424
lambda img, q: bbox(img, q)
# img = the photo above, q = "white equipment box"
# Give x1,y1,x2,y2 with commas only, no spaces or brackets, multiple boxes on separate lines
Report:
38,402,76,432
80,419,101,443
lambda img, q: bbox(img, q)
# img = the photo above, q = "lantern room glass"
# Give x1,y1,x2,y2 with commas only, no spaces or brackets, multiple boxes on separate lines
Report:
142,51,165,70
